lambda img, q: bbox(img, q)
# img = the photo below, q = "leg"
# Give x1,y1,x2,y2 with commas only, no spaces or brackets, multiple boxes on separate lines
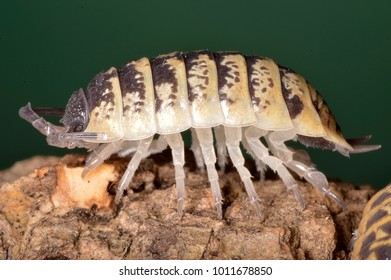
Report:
116,141,140,157
213,125,228,172
194,128,223,219
114,136,153,203
241,131,267,181
165,133,186,218
244,127,305,209
117,135,168,158
82,140,124,178
266,130,347,210
190,128,205,170
224,127,263,219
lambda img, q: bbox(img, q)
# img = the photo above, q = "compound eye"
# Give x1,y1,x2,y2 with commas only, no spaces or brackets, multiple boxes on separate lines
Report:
73,123,84,132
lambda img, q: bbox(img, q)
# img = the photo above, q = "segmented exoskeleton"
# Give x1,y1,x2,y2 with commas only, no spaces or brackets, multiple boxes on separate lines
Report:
19,50,380,219
351,184,391,260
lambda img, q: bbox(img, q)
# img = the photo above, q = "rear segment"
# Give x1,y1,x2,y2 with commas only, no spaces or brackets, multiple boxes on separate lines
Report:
304,83,353,152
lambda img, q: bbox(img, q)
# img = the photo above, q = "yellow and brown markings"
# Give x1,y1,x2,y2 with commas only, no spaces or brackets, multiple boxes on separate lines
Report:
245,56,293,131
183,51,224,127
119,57,157,139
352,184,391,260
84,67,124,140
214,52,256,126
119,60,146,113
86,68,118,118
307,84,352,150
280,67,325,137
150,52,191,133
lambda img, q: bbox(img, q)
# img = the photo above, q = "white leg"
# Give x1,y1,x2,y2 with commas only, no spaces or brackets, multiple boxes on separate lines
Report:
114,136,153,203
82,140,124,178
213,125,228,172
244,127,305,209
165,133,186,218
224,127,263,219
145,136,168,156
241,131,267,181
195,128,223,219
190,128,205,170
117,136,168,158
266,131,347,210
116,141,139,157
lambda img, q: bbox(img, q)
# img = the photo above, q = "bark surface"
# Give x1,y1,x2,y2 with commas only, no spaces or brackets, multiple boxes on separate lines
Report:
0,152,376,260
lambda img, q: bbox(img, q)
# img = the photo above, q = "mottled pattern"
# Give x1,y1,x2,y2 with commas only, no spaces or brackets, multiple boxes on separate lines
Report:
246,56,273,106
84,67,124,140
118,57,157,139
150,52,191,133
58,51,363,146
150,52,181,112
214,52,256,126
183,51,224,127
352,184,391,260
119,61,146,113
184,51,211,102
77,51,355,142
367,187,391,212
86,69,117,119
245,56,293,130
280,67,304,119
280,67,326,137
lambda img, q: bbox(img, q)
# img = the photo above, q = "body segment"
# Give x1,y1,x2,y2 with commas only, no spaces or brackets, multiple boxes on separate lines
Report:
119,57,157,140
246,56,293,131
19,50,381,219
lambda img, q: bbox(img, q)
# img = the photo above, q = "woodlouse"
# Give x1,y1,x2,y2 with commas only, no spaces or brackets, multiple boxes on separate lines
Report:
19,50,381,219
351,184,391,260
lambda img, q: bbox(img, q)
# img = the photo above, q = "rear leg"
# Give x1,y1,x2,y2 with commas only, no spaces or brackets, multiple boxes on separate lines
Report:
265,130,347,210
224,127,263,219
243,126,304,209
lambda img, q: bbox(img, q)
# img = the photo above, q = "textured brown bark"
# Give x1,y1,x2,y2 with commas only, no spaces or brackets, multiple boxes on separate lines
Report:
0,152,376,260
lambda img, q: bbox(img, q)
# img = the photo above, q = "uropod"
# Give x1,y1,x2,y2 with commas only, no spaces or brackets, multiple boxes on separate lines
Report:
19,51,381,219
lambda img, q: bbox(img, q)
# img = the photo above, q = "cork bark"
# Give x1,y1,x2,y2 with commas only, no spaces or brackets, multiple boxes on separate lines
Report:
0,152,376,260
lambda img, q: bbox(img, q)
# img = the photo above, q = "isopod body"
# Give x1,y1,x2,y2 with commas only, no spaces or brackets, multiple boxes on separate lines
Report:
351,184,391,260
19,50,380,219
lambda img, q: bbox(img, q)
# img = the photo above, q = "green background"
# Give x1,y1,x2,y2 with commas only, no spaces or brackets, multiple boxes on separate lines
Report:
0,0,389,189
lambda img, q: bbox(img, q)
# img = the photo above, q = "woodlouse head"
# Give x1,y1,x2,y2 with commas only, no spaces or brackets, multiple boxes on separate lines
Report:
60,88,89,133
